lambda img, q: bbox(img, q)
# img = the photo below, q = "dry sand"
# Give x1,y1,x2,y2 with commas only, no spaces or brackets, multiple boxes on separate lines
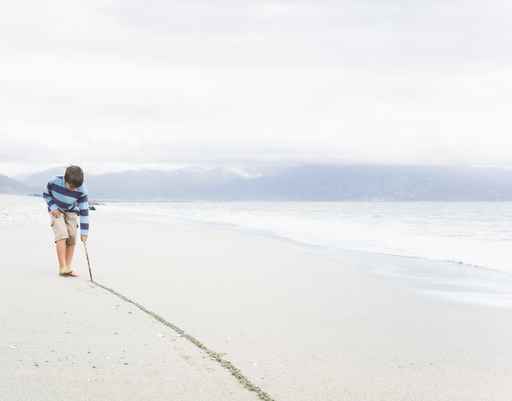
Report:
1,194,511,400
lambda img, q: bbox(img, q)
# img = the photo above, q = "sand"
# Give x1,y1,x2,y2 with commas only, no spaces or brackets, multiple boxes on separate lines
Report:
1,194,511,400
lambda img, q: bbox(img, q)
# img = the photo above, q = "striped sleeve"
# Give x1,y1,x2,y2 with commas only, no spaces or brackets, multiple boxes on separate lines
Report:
78,192,90,236
43,179,59,212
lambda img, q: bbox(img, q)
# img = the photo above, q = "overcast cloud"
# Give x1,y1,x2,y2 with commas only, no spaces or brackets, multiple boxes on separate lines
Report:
1,0,511,175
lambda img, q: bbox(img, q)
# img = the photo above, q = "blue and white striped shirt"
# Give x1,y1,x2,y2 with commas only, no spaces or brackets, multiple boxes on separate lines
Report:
43,175,90,236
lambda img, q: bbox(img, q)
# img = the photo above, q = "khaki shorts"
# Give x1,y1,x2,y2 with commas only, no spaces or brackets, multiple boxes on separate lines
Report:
50,211,78,246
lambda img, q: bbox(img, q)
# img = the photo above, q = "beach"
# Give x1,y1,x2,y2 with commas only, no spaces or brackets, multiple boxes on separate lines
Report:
1,194,511,400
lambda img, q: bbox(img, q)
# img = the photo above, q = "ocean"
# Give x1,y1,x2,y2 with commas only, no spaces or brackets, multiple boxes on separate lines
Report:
105,200,512,274
2,195,511,274
2,195,512,306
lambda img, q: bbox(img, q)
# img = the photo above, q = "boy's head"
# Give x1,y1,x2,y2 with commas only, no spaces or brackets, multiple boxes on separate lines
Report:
64,165,84,190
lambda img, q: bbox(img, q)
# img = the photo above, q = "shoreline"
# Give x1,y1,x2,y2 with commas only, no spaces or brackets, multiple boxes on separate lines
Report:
100,202,512,309
102,198,512,275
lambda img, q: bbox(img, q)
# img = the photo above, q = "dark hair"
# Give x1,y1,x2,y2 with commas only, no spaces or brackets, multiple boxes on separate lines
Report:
64,165,84,188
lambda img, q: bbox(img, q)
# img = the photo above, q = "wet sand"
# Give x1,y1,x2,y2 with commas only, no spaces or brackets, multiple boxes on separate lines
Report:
1,194,511,400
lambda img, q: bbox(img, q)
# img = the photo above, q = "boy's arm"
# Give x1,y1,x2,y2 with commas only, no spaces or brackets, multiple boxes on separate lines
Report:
43,180,59,212
78,192,89,237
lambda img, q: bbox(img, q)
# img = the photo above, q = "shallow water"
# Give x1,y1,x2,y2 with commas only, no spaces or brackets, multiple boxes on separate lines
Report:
3,194,512,307
104,200,512,274
3,195,512,273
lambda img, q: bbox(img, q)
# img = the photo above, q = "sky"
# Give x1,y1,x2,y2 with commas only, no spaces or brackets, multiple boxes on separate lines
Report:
1,0,512,175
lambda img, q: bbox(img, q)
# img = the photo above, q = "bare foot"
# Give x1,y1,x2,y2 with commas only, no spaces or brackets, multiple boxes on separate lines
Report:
61,271,79,277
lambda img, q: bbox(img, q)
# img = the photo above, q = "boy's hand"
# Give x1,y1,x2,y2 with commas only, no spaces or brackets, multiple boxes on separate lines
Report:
81,235,88,243
50,210,62,218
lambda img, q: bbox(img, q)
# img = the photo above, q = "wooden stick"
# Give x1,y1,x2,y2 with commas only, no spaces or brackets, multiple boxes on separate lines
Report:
83,242,93,282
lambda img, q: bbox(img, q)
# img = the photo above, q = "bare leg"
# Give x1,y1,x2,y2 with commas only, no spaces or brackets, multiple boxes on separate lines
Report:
65,243,76,268
55,239,68,272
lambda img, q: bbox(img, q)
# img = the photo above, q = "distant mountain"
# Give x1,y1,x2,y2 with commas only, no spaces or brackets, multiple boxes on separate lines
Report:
15,166,252,201
14,164,512,201
227,164,512,201
88,167,250,200
15,166,67,189
0,174,33,194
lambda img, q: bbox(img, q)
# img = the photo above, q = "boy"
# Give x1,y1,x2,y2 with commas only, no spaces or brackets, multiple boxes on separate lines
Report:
43,165,89,277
